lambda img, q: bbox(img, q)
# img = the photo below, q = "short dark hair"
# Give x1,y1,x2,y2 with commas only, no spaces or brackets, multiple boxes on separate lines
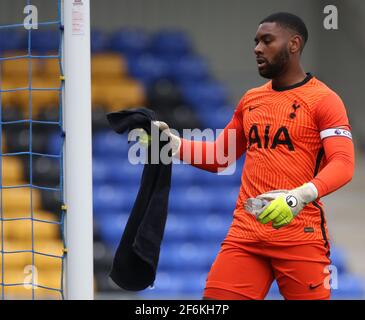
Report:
260,12,308,50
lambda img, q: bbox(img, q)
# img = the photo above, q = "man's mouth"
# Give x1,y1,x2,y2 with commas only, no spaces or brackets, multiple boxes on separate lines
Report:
256,57,267,68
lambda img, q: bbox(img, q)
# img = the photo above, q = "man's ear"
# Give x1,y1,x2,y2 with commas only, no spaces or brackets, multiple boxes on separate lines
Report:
289,35,302,54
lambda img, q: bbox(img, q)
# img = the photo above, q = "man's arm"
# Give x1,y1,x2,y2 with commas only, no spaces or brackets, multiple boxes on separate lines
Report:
155,99,247,173
308,91,355,197
177,112,247,172
310,134,354,198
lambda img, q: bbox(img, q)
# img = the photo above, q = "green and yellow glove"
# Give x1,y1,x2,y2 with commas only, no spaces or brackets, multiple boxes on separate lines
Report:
136,121,181,156
255,183,318,229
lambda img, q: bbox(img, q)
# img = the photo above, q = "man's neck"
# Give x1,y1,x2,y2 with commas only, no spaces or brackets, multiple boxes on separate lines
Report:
272,64,307,89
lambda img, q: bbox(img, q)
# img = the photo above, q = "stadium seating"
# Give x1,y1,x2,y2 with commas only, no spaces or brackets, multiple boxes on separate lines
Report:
91,30,108,53
180,81,228,109
38,55,60,77
169,55,210,84
147,78,183,109
0,266,62,299
330,246,348,274
127,54,170,87
92,79,145,111
96,213,129,249
1,55,40,78
2,157,24,185
0,30,25,52
31,29,60,53
91,53,128,79
150,30,192,58
109,28,149,57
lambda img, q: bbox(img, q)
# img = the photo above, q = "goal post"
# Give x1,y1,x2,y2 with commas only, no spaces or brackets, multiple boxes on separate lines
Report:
63,0,94,300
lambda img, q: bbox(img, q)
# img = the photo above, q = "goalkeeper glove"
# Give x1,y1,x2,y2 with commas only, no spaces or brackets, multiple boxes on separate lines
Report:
136,121,181,156
255,183,318,229
152,121,181,156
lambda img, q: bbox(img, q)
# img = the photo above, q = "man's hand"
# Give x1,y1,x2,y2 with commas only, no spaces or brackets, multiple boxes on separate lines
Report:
255,183,318,229
152,121,181,156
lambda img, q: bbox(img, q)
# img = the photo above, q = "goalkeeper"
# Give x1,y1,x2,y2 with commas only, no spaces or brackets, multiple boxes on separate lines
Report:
152,12,354,300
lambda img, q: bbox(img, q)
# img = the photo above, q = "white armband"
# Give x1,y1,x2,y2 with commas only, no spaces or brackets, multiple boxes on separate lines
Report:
320,128,352,140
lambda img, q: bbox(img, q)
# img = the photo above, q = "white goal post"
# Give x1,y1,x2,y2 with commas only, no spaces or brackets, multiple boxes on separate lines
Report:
63,0,94,300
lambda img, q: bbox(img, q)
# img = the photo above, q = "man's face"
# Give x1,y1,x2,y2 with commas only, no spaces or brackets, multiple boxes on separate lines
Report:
254,22,292,79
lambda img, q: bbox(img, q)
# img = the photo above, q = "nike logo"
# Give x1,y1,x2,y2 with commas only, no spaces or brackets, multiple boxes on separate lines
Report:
309,283,323,290
249,105,260,112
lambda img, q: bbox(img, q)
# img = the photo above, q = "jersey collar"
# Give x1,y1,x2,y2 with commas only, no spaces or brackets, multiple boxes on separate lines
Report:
271,73,313,92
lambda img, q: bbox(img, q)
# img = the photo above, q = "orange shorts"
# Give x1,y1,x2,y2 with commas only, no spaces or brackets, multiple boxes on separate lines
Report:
204,237,331,300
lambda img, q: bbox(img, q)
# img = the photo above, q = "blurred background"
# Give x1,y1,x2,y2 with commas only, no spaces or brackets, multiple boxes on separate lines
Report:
0,0,364,299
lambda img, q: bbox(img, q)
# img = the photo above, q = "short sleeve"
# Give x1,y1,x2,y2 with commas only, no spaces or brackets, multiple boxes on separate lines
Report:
313,92,351,131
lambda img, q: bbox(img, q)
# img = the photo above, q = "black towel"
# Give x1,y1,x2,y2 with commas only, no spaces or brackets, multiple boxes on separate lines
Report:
106,108,172,291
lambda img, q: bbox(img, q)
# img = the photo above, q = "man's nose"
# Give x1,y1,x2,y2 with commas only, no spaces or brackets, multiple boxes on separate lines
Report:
254,42,263,56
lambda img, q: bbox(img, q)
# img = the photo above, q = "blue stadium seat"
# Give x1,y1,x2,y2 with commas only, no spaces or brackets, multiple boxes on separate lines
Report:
140,271,182,296
109,28,149,56
150,30,192,58
194,214,231,241
93,157,143,185
209,187,239,212
191,169,220,185
47,131,63,155
158,242,219,271
97,213,129,249
111,159,144,184
163,214,193,242
127,54,170,86
191,168,241,186
215,170,242,186
171,151,243,187
164,213,229,241
171,164,195,185
31,29,60,52
170,55,210,83
181,81,228,109
91,30,108,52
169,186,214,212
331,274,365,299
93,184,135,212
93,157,110,184
138,271,207,297
177,271,208,295
93,131,130,157
189,102,219,114
0,30,25,51
330,246,348,274
202,106,233,129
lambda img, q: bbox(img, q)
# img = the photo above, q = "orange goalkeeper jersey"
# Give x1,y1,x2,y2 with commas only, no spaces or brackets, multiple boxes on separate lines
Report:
179,74,354,242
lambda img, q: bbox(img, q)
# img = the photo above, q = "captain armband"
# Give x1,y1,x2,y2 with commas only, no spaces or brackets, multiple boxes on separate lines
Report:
320,128,352,140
